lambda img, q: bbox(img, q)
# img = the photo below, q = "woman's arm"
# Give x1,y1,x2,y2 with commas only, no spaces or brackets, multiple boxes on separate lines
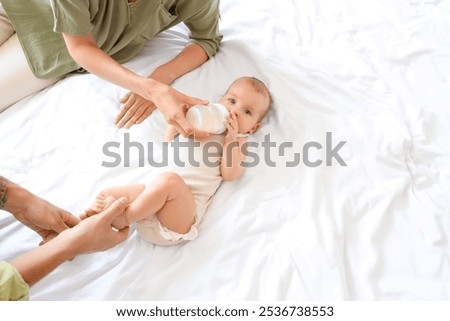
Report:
10,197,129,287
62,34,150,97
152,43,208,85
62,33,207,137
1,176,79,240
111,0,222,129
115,43,208,129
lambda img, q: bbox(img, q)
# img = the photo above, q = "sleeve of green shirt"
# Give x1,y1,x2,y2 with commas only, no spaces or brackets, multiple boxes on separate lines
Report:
50,0,92,36
0,261,29,301
184,1,223,58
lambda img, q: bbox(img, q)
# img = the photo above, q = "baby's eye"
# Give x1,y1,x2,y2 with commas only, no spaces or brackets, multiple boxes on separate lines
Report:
245,109,252,115
227,98,236,104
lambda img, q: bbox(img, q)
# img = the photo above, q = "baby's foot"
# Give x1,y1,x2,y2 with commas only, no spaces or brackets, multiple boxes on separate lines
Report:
82,191,117,219
111,212,129,231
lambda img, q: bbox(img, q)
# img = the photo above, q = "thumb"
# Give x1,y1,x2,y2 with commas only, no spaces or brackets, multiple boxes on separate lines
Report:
52,211,81,233
62,212,81,228
186,96,208,107
102,197,129,222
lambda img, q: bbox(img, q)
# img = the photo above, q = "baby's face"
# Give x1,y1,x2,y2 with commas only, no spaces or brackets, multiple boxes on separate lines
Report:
219,79,270,134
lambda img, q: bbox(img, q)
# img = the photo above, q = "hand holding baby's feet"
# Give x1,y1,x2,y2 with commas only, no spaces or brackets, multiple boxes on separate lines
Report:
111,213,129,231
82,191,129,230
82,191,116,219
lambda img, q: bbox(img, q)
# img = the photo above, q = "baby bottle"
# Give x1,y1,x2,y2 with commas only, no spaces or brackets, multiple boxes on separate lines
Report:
186,103,229,134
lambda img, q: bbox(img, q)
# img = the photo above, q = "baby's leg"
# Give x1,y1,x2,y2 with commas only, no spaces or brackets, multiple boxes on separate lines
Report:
125,172,196,234
84,184,145,217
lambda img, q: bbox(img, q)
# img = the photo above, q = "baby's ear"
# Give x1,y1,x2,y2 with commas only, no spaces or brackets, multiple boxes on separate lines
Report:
249,122,261,134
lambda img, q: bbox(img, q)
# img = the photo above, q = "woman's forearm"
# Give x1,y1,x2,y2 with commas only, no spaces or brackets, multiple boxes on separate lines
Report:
2,175,74,287
150,43,208,85
10,197,129,287
62,33,161,101
64,34,207,94
10,234,77,287
63,33,208,136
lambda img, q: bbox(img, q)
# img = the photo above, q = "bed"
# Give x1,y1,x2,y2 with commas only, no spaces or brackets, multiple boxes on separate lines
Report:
0,0,449,300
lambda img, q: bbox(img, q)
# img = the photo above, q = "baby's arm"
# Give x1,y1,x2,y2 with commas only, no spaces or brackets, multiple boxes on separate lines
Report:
220,113,247,181
221,137,247,181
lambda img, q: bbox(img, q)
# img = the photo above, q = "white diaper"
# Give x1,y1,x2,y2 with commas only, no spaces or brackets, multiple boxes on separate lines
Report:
135,205,204,246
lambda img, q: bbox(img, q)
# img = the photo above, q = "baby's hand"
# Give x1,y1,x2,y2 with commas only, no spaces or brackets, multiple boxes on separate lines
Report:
225,112,239,142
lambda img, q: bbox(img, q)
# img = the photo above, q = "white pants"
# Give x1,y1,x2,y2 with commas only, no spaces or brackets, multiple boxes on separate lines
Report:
0,5,60,112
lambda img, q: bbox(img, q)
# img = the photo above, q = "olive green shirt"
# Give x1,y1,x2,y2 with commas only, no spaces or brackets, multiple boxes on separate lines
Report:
1,0,222,79
0,261,29,301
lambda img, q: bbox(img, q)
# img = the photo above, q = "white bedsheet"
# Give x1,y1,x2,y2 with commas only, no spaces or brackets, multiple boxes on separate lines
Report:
0,0,449,300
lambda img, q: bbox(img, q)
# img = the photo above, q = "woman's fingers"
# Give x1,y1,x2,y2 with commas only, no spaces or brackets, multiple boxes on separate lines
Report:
116,93,156,129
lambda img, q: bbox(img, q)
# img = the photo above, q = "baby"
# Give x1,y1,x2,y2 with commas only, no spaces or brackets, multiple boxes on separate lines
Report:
84,77,271,245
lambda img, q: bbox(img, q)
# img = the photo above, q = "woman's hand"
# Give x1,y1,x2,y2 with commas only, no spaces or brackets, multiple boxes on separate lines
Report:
2,177,80,242
62,34,209,137
115,92,157,129
116,80,209,139
149,82,209,139
114,43,210,130
10,197,130,287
